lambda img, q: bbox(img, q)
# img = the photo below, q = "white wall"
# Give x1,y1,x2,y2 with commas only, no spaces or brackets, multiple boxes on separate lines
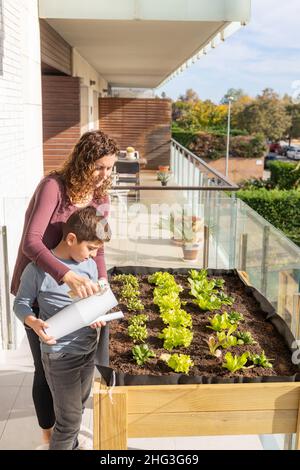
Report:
73,49,107,133
0,0,43,348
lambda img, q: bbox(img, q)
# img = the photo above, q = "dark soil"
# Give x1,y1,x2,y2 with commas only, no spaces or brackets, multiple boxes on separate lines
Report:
109,273,298,379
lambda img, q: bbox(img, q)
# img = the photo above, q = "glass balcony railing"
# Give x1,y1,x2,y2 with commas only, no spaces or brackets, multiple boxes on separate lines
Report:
107,139,300,340
0,139,299,348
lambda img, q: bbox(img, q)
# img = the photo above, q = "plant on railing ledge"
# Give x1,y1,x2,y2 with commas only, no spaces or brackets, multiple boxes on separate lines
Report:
157,171,172,186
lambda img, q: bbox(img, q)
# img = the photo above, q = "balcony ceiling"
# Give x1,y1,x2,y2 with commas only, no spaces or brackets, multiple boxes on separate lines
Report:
40,1,251,89
46,19,228,88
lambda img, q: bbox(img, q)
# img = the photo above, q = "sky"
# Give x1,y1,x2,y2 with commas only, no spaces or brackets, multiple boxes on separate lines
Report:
157,0,300,103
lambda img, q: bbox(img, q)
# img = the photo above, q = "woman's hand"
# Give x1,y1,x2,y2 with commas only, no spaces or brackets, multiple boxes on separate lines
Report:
62,270,99,298
25,315,57,345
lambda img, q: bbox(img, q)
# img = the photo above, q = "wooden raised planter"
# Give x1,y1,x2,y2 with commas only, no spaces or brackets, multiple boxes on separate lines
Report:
93,268,300,450
93,379,300,450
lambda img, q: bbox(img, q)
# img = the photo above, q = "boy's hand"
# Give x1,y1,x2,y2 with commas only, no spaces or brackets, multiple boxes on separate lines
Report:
24,315,57,345
89,319,107,329
63,271,99,298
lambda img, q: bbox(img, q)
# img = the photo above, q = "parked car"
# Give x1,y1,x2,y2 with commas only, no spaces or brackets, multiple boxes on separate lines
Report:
287,147,300,160
269,141,289,155
269,142,281,153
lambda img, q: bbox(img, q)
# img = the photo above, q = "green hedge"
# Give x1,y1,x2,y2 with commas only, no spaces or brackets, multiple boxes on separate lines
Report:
269,161,300,189
172,129,266,160
172,131,196,149
237,188,300,246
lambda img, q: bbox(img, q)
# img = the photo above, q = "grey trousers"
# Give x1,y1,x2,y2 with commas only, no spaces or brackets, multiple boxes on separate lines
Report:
42,349,96,450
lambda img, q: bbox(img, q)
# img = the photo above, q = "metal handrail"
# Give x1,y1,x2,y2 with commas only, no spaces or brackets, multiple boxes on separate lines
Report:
111,185,239,191
171,138,236,187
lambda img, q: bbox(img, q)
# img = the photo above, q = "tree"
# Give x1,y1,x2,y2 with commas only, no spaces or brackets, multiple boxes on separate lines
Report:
221,88,246,104
178,88,199,103
235,89,291,141
285,103,300,144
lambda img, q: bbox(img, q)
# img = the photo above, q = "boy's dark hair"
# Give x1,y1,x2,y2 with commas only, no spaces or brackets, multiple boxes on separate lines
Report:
63,207,111,243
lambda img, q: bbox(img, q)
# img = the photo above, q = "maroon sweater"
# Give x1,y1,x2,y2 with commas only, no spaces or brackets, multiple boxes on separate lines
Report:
11,175,110,296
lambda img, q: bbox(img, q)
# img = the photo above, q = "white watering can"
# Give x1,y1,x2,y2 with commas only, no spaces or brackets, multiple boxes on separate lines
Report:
46,287,121,340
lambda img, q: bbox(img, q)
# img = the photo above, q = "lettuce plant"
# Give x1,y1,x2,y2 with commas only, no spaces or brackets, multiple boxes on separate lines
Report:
207,336,222,358
216,326,243,349
207,313,233,332
250,351,273,368
160,308,192,328
114,273,139,289
235,331,256,345
158,326,193,351
129,314,149,326
132,344,155,365
161,353,194,374
193,293,223,311
188,269,235,311
222,352,251,373
228,310,244,324
128,324,148,343
153,291,181,313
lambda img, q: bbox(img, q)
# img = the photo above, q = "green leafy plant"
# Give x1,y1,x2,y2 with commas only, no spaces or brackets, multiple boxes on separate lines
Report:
207,336,222,358
235,331,256,345
128,324,148,343
132,344,155,365
118,277,145,312
157,172,171,185
114,273,139,288
126,296,145,312
160,308,192,328
228,310,244,324
161,353,194,374
207,313,233,332
153,292,181,313
158,326,193,351
222,352,251,373
188,269,235,311
216,326,243,349
250,351,273,368
193,293,223,311
129,314,149,326
218,292,234,306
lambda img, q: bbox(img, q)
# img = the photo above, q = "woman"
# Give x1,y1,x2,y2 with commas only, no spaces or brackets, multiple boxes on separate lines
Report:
11,130,118,446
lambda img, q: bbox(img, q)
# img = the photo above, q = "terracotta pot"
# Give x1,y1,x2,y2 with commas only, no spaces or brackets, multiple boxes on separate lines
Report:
158,165,169,172
182,243,200,262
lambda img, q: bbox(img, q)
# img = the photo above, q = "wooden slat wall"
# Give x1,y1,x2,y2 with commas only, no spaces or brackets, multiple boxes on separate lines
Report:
99,98,171,169
42,76,80,175
40,19,72,75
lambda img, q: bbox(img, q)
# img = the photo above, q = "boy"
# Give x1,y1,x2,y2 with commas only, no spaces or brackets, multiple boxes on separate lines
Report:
14,206,110,450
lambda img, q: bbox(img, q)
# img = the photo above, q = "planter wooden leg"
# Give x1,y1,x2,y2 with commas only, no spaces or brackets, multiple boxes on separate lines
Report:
94,381,128,450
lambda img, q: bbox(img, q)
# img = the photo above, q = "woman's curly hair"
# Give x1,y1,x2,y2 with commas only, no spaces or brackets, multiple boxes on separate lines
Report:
55,130,119,204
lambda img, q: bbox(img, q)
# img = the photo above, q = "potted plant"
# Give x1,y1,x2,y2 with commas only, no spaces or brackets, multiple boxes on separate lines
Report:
158,165,169,172
160,214,203,246
126,146,136,160
157,172,171,186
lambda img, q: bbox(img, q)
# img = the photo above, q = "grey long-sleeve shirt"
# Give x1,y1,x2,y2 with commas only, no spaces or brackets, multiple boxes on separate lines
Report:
13,256,99,355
